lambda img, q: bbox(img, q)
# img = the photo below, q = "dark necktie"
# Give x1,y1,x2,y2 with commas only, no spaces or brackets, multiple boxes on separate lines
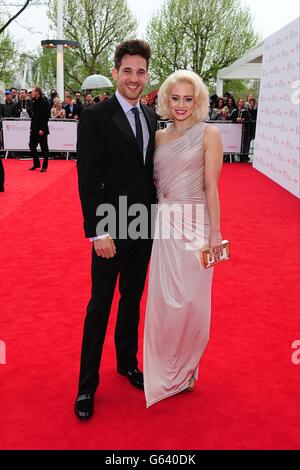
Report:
131,106,144,161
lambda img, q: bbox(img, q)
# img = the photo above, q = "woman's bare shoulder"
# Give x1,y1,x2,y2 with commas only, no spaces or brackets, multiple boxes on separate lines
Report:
155,128,169,145
204,123,221,136
204,123,221,148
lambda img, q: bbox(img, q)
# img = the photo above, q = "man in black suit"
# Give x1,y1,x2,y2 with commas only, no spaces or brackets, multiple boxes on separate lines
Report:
15,89,33,118
64,95,79,119
75,40,157,420
74,91,83,118
28,86,50,172
230,99,251,162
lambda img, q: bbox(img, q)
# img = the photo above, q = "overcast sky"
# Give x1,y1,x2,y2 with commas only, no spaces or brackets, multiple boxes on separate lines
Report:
4,0,300,52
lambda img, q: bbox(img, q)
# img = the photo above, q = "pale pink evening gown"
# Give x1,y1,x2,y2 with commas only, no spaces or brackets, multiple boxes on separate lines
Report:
143,120,214,408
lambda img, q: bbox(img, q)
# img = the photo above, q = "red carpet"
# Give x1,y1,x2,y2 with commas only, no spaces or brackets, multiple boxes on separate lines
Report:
0,159,299,450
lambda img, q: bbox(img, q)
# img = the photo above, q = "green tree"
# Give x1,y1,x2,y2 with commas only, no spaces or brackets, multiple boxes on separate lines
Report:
44,0,137,90
147,0,260,87
222,79,260,100
0,20,16,86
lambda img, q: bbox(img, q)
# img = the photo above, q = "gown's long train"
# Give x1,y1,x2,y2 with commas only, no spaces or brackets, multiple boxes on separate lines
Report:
144,121,214,407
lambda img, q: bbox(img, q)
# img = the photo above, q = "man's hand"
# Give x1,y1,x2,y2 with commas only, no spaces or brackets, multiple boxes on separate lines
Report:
38,130,44,136
93,237,116,258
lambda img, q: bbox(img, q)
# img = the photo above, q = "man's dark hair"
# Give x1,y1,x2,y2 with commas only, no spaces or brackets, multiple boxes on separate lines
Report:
33,86,43,97
20,88,28,94
114,39,151,70
75,91,82,95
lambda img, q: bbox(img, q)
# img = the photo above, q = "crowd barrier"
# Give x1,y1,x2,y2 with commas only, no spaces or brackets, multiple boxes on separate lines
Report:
1,117,256,162
0,118,77,159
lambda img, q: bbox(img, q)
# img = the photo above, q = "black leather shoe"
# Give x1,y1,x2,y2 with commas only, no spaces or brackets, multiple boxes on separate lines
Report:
40,168,47,172
74,393,94,421
29,166,40,170
118,368,144,390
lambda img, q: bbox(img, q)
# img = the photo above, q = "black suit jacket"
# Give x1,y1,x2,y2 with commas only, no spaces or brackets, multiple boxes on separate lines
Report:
77,94,157,238
230,108,251,122
15,99,33,118
64,103,79,119
30,96,50,135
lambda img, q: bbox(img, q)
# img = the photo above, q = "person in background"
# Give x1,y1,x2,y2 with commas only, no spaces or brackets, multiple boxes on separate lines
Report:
226,96,236,114
210,97,225,120
64,95,79,119
0,90,19,160
11,87,18,103
15,89,32,118
248,98,257,141
75,91,83,117
209,94,218,119
63,90,71,107
230,98,250,123
230,99,251,161
218,106,230,121
93,96,101,103
245,94,254,110
0,90,18,118
29,86,51,172
82,93,94,109
102,92,110,101
51,98,66,118
148,91,161,120
48,89,59,108
140,95,148,106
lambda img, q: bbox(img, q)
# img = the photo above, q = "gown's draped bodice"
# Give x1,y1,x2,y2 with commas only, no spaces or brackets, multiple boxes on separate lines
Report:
154,121,208,205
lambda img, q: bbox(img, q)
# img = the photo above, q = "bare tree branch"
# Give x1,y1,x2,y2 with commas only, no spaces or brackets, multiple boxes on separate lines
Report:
0,0,32,34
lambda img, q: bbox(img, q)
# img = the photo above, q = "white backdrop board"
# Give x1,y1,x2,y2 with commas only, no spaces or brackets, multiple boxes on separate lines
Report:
253,18,300,198
208,122,243,153
1,118,77,152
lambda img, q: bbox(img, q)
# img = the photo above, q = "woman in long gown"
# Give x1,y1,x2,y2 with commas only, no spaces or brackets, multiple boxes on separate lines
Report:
143,70,223,407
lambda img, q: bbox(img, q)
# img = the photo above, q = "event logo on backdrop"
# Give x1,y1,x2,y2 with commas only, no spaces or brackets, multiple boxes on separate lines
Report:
253,17,300,198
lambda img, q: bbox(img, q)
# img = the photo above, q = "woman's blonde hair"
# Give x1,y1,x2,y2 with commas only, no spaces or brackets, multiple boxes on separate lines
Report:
157,70,209,122
53,97,62,106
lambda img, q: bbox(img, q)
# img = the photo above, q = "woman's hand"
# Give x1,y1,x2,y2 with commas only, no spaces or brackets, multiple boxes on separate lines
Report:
209,230,223,262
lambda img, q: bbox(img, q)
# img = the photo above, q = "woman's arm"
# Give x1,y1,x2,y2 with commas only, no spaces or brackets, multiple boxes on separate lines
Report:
204,124,223,260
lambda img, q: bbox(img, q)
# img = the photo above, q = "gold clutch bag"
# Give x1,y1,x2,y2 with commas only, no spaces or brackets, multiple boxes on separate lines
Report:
200,240,230,269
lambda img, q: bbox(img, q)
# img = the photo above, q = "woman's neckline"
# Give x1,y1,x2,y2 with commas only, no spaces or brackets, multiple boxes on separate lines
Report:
156,120,203,149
